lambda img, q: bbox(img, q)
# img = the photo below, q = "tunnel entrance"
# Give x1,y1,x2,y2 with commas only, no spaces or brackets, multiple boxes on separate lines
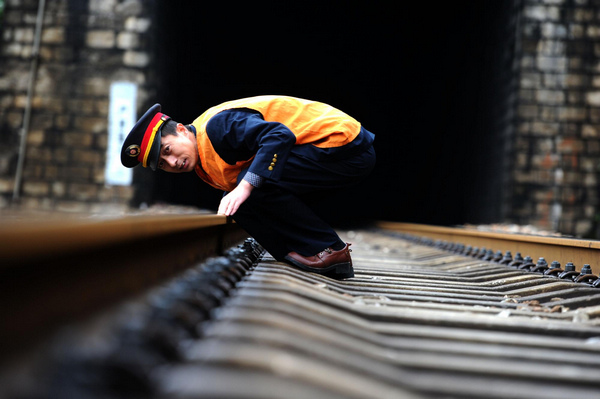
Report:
145,1,514,226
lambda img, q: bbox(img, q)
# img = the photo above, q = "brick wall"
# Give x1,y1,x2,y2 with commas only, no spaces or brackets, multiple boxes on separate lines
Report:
509,0,600,236
0,0,156,213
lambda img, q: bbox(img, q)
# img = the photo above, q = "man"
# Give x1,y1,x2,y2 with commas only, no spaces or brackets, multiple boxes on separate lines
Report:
121,95,375,279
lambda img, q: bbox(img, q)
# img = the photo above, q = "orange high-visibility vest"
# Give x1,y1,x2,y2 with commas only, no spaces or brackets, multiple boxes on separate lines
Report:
192,96,362,191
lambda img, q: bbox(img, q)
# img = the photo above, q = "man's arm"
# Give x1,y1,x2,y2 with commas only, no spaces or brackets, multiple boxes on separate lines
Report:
208,109,297,215
218,179,254,216
206,109,297,184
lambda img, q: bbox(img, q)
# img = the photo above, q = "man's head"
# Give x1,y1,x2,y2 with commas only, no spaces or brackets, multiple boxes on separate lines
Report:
156,121,198,173
120,103,198,173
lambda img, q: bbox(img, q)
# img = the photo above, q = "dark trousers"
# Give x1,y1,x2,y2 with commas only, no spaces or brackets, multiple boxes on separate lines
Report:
232,145,376,260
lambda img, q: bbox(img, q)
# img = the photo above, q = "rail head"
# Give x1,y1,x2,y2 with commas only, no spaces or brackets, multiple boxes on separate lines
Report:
0,213,231,265
377,221,600,275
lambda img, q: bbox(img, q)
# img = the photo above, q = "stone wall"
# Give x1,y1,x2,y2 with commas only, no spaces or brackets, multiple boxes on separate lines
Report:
0,0,155,213
509,0,600,236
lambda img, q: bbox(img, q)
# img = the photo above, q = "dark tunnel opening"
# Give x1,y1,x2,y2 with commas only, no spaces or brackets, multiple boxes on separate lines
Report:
143,1,515,228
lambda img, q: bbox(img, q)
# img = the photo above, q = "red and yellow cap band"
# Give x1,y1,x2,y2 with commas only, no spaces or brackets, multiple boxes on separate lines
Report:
138,113,168,168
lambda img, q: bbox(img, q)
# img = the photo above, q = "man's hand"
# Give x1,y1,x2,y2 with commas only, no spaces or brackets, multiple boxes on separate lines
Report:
218,180,254,216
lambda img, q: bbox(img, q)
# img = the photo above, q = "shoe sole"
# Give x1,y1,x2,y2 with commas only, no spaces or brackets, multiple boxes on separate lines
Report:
284,257,354,279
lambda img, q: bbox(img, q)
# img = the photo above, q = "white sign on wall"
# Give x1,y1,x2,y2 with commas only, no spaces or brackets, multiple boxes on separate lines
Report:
105,82,137,186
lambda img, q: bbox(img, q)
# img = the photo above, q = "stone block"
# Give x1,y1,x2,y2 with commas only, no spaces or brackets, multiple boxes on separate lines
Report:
72,149,102,164
82,77,111,97
518,105,538,118
581,124,599,137
587,25,600,38
68,99,95,115
572,8,594,21
519,88,535,102
55,115,70,130
541,22,568,38
531,122,559,136
74,116,107,134
557,136,584,153
94,133,107,150
520,55,536,69
30,113,55,131
97,185,134,202
89,0,118,14
520,73,542,88
65,166,92,182
53,148,70,163
22,181,49,196
124,17,151,33
86,30,115,49
2,42,23,58
52,181,66,197
0,178,15,193
579,156,598,171
537,56,567,72
539,106,558,121
537,39,564,55
525,6,560,21
68,183,99,201
585,205,595,218
585,140,600,154
116,0,143,17
563,170,582,184
586,91,600,105
117,31,140,49
561,153,578,169
26,129,45,146
515,152,529,169
569,24,585,39
123,50,149,67
63,132,94,147
41,27,65,44
557,106,587,121
575,219,592,236
25,147,52,162
584,172,596,186
532,153,559,169
13,28,34,43
535,89,565,104
19,196,54,211
14,95,42,109
22,165,44,179
521,39,539,54
566,90,584,104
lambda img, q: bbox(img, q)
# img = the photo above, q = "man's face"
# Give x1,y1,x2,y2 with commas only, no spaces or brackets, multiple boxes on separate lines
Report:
158,125,198,173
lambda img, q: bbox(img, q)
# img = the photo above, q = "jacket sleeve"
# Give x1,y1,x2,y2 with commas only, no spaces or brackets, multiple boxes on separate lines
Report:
206,109,296,183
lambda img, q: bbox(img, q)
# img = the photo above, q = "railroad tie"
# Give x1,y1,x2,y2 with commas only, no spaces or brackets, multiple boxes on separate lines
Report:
156,230,600,399
2,230,600,399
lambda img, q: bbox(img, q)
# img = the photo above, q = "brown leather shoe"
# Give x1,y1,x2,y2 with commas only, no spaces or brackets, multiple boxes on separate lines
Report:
284,243,353,279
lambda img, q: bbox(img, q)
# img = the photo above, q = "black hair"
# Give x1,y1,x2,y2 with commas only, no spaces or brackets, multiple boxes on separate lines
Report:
161,120,179,136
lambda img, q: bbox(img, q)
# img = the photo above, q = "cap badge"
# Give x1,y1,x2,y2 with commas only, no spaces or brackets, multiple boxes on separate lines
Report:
127,144,141,157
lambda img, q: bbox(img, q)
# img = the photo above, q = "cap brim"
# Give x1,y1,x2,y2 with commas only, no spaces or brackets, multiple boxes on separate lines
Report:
146,131,162,171
120,103,162,168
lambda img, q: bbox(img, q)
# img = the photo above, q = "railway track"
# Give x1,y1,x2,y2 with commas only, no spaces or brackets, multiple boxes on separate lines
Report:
1,215,599,398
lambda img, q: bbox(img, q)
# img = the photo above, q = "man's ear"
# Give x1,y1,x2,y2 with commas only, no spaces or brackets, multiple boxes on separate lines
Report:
176,123,188,134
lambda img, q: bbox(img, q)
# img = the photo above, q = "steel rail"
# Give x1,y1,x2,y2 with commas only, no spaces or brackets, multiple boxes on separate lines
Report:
0,213,231,264
0,212,247,361
377,221,600,275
